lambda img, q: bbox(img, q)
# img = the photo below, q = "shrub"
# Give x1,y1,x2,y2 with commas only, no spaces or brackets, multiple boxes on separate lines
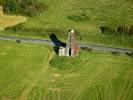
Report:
117,25,129,35
129,25,133,35
100,25,133,36
5,23,24,31
67,14,89,22
100,26,115,34
117,25,133,35
0,0,47,17
1,0,17,13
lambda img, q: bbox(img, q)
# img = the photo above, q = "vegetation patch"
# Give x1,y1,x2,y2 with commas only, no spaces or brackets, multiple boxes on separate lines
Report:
117,25,133,35
100,26,116,35
0,0,48,17
100,25,133,36
67,13,89,22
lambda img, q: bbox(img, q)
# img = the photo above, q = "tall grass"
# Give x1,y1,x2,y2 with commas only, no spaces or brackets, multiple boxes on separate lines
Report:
0,0,47,17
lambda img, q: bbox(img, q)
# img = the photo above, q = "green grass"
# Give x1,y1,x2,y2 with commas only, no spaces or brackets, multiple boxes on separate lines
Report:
49,51,133,100
0,40,132,100
0,40,51,99
0,0,133,48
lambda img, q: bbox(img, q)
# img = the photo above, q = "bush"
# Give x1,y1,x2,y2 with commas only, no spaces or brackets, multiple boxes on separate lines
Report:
1,0,17,13
100,26,115,34
129,25,133,35
67,14,89,22
0,0,47,17
117,25,133,35
117,25,129,35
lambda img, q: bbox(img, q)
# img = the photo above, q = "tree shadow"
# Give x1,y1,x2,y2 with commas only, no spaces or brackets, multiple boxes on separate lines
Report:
49,33,66,54
111,51,120,56
81,47,92,51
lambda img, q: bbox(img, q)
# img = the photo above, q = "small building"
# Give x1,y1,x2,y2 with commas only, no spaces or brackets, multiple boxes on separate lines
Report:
59,29,79,57
59,47,66,56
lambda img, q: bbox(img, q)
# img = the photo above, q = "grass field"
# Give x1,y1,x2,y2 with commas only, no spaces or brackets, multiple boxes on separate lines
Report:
0,40,132,100
0,0,133,99
0,40,52,99
0,0,133,48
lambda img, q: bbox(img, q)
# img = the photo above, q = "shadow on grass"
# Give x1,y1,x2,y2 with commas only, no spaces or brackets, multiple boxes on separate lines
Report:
67,14,89,22
111,51,120,56
49,33,66,54
81,47,92,52
126,52,133,57
99,26,116,35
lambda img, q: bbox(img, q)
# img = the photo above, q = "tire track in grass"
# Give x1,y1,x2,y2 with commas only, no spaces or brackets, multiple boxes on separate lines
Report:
123,81,133,100
0,78,27,100
0,45,24,97
117,71,133,100
0,77,16,96
26,87,44,100
16,50,52,100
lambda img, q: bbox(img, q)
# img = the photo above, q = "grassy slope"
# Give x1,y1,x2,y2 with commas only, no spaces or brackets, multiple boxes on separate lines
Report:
0,40,132,100
0,0,133,48
0,6,26,30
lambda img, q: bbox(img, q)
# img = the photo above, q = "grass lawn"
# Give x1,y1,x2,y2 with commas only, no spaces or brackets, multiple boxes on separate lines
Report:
0,0,133,48
0,40,51,99
0,40,132,100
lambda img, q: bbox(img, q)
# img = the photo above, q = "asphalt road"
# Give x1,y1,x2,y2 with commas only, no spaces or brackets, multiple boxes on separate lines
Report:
0,36,133,54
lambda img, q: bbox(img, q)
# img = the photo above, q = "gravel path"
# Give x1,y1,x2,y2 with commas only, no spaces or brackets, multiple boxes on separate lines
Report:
0,35,133,54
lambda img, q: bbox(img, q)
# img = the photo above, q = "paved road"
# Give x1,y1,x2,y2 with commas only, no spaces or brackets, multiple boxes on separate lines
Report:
0,36,133,54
